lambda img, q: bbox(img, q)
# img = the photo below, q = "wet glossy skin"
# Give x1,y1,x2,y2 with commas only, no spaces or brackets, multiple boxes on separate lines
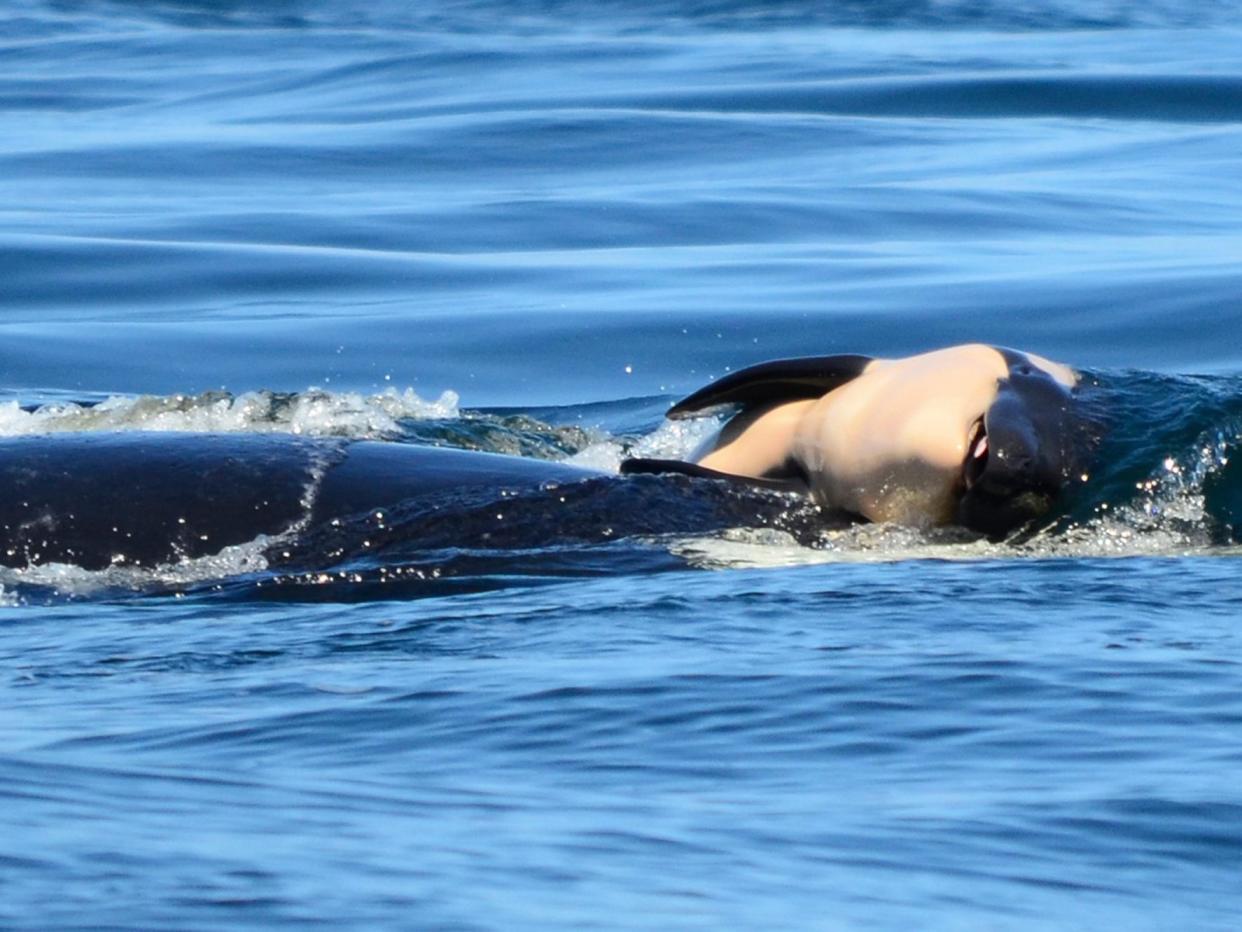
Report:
697,344,1078,528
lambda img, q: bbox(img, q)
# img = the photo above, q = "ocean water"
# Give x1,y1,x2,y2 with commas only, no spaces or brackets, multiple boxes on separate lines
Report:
4,0,1242,927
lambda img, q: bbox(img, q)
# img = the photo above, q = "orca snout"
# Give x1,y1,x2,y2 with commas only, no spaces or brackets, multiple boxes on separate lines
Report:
956,374,1078,538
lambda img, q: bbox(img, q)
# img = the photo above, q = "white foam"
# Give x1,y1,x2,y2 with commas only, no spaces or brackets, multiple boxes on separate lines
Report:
668,525,998,570
665,520,1242,572
0,386,459,440
566,415,723,473
0,533,279,601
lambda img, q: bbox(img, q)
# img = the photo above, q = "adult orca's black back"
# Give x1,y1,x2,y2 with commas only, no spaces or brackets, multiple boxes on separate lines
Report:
0,433,594,570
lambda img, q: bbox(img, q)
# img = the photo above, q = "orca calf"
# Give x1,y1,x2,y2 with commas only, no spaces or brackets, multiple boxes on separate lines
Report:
623,344,1091,537
0,432,593,570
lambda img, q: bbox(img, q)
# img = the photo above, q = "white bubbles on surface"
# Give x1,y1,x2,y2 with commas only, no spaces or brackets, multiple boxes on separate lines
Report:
566,415,722,473
668,525,998,570
0,387,459,441
0,534,281,603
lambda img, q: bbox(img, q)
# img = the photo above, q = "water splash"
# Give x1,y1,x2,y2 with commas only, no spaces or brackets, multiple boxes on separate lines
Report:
1025,420,1239,557
0,534,278,603
0,387,459,440
566,414,723,472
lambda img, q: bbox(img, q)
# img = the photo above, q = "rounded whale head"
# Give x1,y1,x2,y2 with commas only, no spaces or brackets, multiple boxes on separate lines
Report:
955,350,1085,536
626,343,1090,538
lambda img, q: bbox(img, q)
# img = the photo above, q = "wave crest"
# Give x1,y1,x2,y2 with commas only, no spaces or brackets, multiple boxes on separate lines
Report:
0,387,459,440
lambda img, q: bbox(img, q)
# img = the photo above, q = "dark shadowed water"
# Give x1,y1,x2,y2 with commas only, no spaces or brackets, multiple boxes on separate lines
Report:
4,1,1242,927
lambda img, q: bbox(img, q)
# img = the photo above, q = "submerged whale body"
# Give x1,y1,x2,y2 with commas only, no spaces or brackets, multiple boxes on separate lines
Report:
623,344,1093,537
0,433,594,570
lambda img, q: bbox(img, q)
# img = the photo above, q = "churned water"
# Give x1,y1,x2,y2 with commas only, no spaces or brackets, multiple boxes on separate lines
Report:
4,1,1242,927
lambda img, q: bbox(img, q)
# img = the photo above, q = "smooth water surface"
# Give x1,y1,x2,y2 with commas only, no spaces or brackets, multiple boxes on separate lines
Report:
3,1,1242,927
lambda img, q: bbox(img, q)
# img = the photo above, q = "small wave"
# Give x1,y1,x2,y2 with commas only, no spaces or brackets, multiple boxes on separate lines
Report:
0,534,279,603
71,0,1236,32
0,386,459,440
602,74,1242,124
567,414,722,472
1026,413,1240,557
670,524,994,569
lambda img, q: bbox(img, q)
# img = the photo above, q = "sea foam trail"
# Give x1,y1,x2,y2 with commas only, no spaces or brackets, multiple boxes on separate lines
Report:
567,415,722,472
0,536,279,603
0,387,459,439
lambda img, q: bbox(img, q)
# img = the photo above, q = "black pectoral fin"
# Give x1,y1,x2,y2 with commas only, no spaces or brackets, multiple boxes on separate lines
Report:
620,458,808,495
667,354,873,419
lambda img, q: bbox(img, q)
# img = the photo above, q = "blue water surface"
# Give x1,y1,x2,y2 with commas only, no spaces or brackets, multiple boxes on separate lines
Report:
3,0,1242,928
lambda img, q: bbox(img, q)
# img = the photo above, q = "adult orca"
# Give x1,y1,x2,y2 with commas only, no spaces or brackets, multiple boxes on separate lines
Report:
0,432,594,570
622,344,1092,537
